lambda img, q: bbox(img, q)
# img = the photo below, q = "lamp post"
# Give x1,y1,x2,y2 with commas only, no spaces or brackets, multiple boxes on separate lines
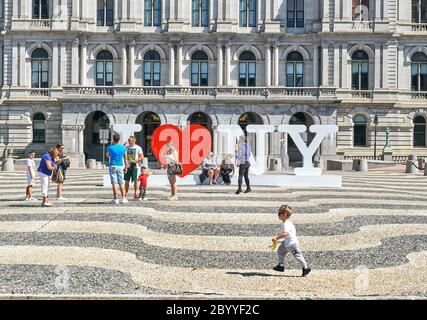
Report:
374,114,379,160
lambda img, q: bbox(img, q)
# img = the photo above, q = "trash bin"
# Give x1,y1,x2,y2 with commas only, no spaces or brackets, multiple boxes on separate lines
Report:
1,158,14,172
86,159,96,169
269,158,281,171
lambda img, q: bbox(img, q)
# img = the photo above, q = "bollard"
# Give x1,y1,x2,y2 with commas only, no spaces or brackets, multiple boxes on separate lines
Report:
1,158,14,171
406,160,419,174
269,158,281,171
359,159,368,172
418,158,425,170
96,161,102,169
86,159,96,169
408,154,417,161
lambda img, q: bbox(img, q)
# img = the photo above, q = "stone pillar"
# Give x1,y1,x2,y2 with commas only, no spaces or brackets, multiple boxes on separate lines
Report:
60,42,67,86
257,0,262,27
0,45,3,87
333,44,340,87
209,0,215,26
128,40,135,86
19,42,26,87
52,0,60,18
265,44,271,86
375,0,382,21
20,0,28,18
266,0,272,21
78,126,84,154
121,0,128,20
52,42,59,87
374,44,381,89
313,45,319,86
72,0,80,19
121,43,127,85
322,44,329,86
176,43,183,86
169,44,175,85
80,40,87,86
170,0,176,21
13,0,19,19
161,0,166,24
342,0,351,20
323,0,330,30
225,43,231,86
273,44,279,86
341,43,348,88
382,43,388,89
71,39,79,85
12,43,18,86
334,0,341,20
217,44,223,86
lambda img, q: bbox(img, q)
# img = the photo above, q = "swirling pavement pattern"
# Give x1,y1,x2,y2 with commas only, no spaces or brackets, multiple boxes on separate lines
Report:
0,170,426,298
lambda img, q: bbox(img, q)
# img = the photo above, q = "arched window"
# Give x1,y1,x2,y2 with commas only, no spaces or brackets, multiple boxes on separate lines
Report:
351,50,369,90
239,51,256,87
145,0,161,27
412,0,427,23
91,111,110,144
354,115,367,147
287,0,304,27
414,116,426,147
238,112,262,135
411,52,427,92
143,51,161,86
192,0,209,27
352,0,369,21
140,112,161,160
31,48,49,88
97,0,114,26
240,0,257,27
191,51,209,86
96,50,114,86
32,113,46,144
286,51,304,87
33,0,49,19
188,112,213,148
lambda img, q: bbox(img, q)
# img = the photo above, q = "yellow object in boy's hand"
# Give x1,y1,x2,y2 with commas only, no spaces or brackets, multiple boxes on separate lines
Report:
269,240,278,250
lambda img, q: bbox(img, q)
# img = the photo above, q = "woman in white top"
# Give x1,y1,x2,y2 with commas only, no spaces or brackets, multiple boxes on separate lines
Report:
161,141,179,201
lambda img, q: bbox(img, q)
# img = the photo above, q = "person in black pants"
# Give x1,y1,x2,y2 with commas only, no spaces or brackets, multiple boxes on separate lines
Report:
236,136,252,194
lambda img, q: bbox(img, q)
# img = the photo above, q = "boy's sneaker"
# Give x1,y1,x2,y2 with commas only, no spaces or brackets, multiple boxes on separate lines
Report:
121,198,129,204
302,267,312,277
273,265,284,272
111,199,120,205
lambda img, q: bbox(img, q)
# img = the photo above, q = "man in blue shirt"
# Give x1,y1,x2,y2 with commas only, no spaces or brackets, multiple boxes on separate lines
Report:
106,133,128,205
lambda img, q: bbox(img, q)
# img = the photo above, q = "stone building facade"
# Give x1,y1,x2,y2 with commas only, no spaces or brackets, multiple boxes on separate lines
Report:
0,0,427,168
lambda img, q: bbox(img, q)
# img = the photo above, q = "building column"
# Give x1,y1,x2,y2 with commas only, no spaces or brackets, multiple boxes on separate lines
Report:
341,44,348,88
342,0,351,20
169,44,175,85
322,44,329,86
217,44,223,86
375,0,382,21
72,0,80,19
265,0,272,21
333,44,340,88
257,0,262,27
209,0,215,27
265,44,271,86
273,44,279,86
170,0,176,21
19,42,26,87
382,43,388,89
176,43,183,86
78,126,84,154
13,0,19,19
52,42,59,87
323,0,330,30
129,41,135,86
60,42,67,86
80,40,87,86
225,43,231,86
161,0,166,24
121,43,127,85
0,45,3,87
52,0,60,18
374,44,381,89
313,45,319,87
121,0,128,20
71,40,79,85
334,0,341,20
12,43,18,86
19,0,28,18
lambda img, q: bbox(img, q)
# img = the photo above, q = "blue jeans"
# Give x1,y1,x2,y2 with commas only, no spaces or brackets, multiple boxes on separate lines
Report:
109,166,124,185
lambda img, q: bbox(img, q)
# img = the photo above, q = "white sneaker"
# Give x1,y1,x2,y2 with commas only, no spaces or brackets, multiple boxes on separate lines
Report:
111,199,120,205
56,196,66,201
121,198,129,204
42,202,53,207
29,197,38,202
25,198,30,201
168,196,178,201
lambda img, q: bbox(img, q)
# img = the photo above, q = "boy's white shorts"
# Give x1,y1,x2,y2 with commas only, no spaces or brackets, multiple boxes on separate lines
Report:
27,176,35,187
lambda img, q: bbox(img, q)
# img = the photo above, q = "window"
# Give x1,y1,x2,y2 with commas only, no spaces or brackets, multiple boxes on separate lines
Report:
96,50,114,86
31,48,49,88
287,0,304,27
32,0,49,19
414,116,426,147
143,50,161,86
191,51,209,86
352,0,369,21
240,0,257,27
286,51,304,87
32,113,46,144
351,50,369,90
145,0,161,27
412,0,427,23
411,52,427,91
192,0,209,27
239,51,256,87
97,0,114,26
91,111,110,144
141,112,161,160
353,115,367,147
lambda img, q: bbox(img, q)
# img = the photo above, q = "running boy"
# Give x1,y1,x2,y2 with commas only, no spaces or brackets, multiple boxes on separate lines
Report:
25,150,37,201
138,166,154,201
272,204,311,277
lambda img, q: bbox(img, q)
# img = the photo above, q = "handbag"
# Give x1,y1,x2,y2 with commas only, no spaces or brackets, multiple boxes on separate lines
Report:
167,163,183,175
51,168,64,183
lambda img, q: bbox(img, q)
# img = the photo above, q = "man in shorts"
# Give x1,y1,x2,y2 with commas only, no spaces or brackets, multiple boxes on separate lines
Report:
124,136,144,200
106,133,127,205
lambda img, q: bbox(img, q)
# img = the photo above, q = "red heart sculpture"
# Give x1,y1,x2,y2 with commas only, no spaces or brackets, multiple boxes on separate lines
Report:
151,124,212,178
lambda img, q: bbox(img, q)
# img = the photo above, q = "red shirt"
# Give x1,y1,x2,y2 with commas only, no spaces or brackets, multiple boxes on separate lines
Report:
138,174,149,188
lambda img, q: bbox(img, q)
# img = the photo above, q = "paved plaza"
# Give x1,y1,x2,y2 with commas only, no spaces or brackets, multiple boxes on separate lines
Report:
0,169,426,298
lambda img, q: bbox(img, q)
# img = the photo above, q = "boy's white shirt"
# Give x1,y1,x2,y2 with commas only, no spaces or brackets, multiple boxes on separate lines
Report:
26,158,35,180
279,220,299,247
